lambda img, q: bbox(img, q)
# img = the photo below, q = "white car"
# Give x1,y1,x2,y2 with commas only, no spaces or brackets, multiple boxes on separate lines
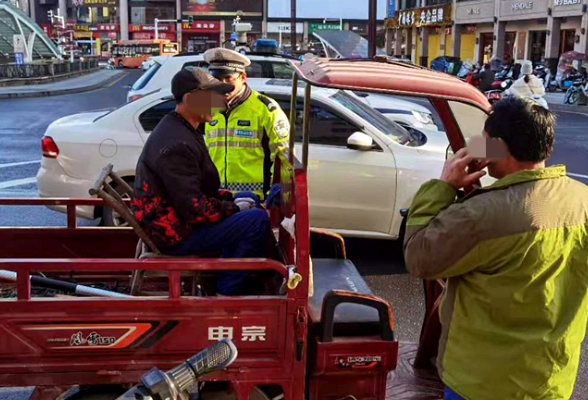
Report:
37,82,452,239
127,54,440,132
127,53,300,103
140,55,169,71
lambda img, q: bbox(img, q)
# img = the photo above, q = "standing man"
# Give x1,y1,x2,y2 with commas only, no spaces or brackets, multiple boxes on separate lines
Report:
132,67,269,295
403,97,588,400
203,48,290,199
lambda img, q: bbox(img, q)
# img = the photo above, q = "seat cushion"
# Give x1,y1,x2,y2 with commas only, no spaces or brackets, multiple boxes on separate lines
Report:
309,258,381,337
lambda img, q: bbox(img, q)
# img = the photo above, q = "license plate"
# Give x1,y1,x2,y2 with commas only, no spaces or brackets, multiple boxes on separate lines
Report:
564,81,572,87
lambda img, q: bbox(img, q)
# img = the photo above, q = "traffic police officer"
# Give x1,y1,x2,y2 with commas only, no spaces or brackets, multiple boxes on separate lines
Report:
203,48,290,199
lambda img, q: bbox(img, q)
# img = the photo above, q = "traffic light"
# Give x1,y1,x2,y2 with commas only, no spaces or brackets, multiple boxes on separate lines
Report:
188,16,194,28
47,10,53,22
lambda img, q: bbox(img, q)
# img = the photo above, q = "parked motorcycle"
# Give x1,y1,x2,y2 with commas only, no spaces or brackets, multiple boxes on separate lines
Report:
564,75,588,105
115,339,238,400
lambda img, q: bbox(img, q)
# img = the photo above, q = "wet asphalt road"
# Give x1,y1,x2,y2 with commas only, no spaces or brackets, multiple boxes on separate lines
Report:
0,70,587,399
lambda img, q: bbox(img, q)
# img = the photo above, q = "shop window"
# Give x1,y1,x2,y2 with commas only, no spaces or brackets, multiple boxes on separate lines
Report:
398,0,419,10
75,6,117,24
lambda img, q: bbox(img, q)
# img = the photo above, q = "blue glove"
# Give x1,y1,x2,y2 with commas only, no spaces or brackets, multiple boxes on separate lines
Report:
265,184,281,209
234,191,260,208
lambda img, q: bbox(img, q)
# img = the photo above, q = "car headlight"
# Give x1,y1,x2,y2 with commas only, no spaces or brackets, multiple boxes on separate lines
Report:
411,110,435,125
501,81,508,89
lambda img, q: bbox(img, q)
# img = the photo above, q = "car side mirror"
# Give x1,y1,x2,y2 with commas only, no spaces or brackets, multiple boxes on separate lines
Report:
347,132,374,151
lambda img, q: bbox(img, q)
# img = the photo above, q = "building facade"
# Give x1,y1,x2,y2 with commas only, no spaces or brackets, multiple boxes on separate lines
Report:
386,0,588,69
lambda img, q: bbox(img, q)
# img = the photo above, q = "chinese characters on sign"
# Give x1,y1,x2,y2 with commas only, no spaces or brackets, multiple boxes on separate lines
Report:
182,21,218,31
386,4,451,29
208,326,267,342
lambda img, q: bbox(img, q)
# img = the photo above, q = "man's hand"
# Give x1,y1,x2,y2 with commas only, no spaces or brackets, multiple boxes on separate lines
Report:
441,148,488,190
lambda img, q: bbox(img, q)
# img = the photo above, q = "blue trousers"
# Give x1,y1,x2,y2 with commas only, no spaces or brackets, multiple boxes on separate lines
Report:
445,386,466,400
166,209,270,295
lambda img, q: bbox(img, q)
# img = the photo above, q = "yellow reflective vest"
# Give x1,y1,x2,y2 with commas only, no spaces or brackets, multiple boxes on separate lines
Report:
205,88,290,199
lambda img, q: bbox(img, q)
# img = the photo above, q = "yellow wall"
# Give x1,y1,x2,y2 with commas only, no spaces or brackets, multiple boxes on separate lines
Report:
415,32,420,64
461,33,476,62
427,33,441,66
445,34,452,56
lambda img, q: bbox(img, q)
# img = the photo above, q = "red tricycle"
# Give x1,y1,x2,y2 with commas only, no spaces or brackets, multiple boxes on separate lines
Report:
0,57,490,400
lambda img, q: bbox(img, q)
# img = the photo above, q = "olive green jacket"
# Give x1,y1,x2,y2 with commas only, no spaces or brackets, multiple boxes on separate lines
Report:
404,165,588,400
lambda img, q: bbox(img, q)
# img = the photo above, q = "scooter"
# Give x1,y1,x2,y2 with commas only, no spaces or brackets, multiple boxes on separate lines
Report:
115,339,238,400
544,69,559,92
564,75,588,105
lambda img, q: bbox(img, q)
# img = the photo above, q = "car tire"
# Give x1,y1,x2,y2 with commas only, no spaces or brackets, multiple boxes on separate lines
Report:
101,178,134,227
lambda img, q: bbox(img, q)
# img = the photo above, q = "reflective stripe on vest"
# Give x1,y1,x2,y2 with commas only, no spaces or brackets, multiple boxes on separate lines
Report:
221,182,264,192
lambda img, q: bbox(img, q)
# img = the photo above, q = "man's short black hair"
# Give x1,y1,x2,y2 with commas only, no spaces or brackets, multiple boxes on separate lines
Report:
484,96,556,163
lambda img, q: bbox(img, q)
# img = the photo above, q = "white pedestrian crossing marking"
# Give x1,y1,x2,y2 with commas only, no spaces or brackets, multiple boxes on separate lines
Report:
0,177,36,189
0,160,40,169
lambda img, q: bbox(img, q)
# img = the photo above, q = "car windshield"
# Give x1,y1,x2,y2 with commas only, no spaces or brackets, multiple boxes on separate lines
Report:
330,90,417,145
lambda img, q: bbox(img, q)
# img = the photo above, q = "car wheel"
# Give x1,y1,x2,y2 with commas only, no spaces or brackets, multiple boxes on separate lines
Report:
101,179,134,227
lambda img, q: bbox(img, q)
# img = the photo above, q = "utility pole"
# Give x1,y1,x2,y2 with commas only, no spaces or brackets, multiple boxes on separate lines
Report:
290,0,296,53
368,0,377,58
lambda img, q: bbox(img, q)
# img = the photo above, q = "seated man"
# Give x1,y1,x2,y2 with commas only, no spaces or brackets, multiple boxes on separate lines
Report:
132,67,269,295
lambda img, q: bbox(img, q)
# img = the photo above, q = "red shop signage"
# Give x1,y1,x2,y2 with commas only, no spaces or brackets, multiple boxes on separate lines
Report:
132,32,176,40
129,24,176,33
40,24,52,36
182,20,219,32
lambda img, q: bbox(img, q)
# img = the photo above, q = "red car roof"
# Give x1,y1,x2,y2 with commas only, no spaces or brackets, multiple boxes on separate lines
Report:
293,57,491,112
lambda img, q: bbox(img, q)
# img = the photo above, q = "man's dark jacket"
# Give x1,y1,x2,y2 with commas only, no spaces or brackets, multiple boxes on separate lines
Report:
476,68,496,92
132,111,239,249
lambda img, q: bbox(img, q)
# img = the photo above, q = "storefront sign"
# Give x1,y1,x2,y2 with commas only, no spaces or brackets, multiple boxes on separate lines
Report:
386,4,452,28
183,0,261,17
129,24,176,32
387,0,395,18
74,31,93,38
72,0,116,6
40,24,52,36
267,22,304,34
181,20,219,31
554,0,581,5
74,24,118,32
455,0,494,23
511,2,533,12
499,0,547,18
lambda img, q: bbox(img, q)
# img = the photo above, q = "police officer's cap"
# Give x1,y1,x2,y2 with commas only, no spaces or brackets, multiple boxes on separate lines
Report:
204,48,251,77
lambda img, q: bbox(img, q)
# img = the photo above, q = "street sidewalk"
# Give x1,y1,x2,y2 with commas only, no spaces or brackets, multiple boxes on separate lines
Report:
0,69,127,100
545,92,588,115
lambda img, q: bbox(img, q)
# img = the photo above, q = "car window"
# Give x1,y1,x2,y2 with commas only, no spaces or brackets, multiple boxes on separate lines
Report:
183,61,207,69
132,62,162,91
272,62,294,79
246,61,264,78
139,100,175,133
276,99,358,147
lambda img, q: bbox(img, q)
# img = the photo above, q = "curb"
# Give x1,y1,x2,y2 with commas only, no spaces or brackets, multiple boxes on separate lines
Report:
0,71,128,100
548,102,588,116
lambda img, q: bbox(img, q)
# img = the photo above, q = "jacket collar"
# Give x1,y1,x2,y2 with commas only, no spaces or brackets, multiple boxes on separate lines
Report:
226,84,252,113
465,165,567,199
